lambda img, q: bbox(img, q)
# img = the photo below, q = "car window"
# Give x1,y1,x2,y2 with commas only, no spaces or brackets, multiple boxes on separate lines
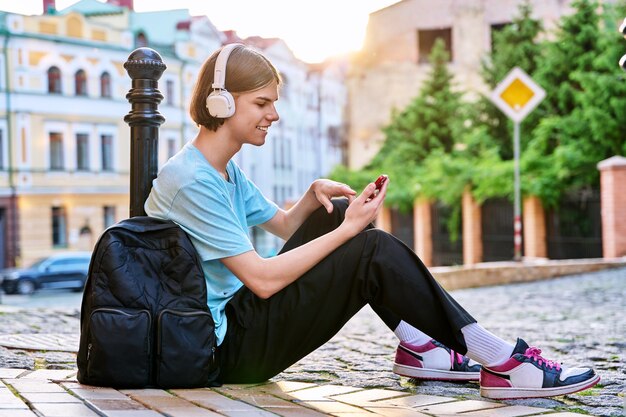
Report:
29,258,47,269
47,258,90,273
64,259,90,266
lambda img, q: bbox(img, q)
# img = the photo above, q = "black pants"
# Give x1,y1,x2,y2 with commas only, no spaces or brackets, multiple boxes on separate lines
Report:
217,199,476,383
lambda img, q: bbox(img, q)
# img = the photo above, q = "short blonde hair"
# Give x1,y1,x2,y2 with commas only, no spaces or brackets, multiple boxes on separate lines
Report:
190,44,282,131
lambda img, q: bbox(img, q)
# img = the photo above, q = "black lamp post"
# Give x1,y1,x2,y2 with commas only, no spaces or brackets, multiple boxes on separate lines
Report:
123,47,166,218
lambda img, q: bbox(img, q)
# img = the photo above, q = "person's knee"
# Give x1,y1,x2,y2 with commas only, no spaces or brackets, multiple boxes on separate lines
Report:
331,197,349,213
359,228,399,255
310,198,348,222
364,228,391,241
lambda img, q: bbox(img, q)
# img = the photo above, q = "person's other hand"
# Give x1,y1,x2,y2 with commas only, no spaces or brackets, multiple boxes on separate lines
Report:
311,179,357,213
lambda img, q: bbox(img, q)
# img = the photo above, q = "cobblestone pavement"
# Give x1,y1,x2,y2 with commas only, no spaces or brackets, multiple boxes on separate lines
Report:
0,267,624,416
278,267,626,417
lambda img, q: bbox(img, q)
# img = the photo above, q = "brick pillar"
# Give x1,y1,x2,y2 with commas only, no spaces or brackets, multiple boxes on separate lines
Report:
462,188,482,265
523,195,547,258
413,198,433,267
598,156,626,258
376,205,392,233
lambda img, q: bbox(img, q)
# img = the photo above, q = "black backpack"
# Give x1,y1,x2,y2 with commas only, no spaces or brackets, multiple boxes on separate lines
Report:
76,216,218,388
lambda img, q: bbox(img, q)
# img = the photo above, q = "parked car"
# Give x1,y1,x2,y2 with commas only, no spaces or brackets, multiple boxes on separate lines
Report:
0,252,92,295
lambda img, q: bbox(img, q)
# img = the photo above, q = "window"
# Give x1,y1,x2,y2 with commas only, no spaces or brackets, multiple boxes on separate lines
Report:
75,69,87,96
101,134,113,172
49,132,64,170
52,206,67,247
76,133,89,171
48,66,62,94
417,28,452,63
48,258,88,272
327,126,340,148
103,206,116,228
166,80,174,105
490,23,511,52
100,72,111,98
167,138,177,159
286,139,292,169
67,15,83,38
136,32,147,47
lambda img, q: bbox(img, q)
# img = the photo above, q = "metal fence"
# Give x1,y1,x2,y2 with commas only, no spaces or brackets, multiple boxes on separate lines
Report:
546,189,602,259
431,202,463,266
390,208,414,250
482,198,516,262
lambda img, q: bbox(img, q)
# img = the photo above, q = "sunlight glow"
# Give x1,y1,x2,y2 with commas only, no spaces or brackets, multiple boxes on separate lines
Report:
0,0,400,63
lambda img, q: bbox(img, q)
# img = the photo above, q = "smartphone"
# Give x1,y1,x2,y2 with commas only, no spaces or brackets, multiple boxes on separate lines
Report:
375,174,388,191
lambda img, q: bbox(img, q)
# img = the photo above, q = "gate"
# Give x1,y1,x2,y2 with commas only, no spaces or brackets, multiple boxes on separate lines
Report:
481,198,515,261
431,202,463,266
546,189,602,259
390,208,414,249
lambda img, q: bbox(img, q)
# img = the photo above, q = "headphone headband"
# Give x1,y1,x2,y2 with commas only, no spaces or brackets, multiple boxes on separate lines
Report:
212,43,242,90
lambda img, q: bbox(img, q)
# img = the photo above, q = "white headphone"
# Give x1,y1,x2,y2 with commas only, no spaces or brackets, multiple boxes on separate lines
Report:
206,43,242,118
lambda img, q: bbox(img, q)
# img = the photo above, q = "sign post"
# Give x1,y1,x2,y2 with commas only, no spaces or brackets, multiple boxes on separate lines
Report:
489,67,545,261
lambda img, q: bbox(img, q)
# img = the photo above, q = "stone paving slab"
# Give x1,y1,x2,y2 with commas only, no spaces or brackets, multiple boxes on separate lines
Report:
0,333,79,352
0,367,594,417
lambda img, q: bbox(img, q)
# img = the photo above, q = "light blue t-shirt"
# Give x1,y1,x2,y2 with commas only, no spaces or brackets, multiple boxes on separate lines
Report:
145,141,278,345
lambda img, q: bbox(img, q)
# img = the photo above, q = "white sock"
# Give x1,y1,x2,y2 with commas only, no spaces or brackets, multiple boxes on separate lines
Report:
461,323,515,367
393,321,432,346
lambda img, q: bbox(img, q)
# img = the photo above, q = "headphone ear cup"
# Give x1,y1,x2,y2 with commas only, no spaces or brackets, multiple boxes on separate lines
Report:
206,90,236,118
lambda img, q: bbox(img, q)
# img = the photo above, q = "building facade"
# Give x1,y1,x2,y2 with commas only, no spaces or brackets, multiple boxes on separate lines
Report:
0,0,348,267
347,0,576,169
0,6,135,267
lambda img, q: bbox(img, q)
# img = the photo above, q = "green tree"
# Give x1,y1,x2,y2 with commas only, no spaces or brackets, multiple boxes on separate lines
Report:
364,38,469,211
479,1,544,160
417,1,543,209
524,0,626,205
574,1,626,157
536,0,601,117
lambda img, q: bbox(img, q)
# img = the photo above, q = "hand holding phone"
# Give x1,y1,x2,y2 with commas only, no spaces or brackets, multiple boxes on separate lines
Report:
375,174,388,191
367,174,388,202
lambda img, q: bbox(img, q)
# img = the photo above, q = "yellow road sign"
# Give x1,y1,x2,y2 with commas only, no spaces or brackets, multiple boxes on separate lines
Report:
490,67,545,122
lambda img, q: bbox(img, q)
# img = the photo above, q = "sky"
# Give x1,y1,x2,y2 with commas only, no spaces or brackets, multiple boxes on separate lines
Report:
0,0,400,63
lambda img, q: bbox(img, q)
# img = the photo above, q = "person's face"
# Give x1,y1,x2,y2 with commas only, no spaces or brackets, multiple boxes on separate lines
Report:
228,80,280,146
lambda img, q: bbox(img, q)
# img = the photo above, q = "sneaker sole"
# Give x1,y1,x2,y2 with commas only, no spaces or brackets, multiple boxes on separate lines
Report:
480,374,601,399
393,363,480,381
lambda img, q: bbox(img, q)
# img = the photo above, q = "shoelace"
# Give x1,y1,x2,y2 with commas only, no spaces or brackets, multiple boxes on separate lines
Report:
450,350,464,365
523,347,561,371
432,340,466,366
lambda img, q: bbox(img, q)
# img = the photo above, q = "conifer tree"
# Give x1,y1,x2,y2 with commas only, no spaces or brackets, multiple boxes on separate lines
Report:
524,0,626,204
332,38,469,211
479,1,543,160
417,1,543,208
365,38,469,210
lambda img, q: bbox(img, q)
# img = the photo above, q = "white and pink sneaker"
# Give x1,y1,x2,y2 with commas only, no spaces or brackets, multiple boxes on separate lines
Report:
393,339,481,381
480,338,600,399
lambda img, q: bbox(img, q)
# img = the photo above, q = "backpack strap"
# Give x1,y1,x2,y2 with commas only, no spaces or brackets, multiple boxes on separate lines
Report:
113,216,180,234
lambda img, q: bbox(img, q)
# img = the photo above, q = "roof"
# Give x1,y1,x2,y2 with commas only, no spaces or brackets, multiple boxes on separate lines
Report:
59,0,124,16
244,36,281,50
222,30,243,44
130,9,191,45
